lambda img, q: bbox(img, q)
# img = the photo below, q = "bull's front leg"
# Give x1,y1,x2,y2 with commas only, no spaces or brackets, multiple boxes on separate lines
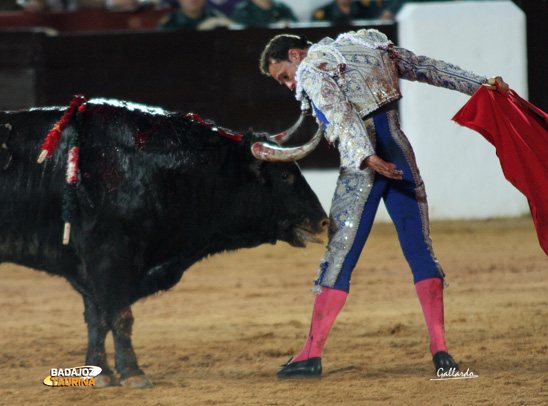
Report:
111,306,153,388
83,297,120,387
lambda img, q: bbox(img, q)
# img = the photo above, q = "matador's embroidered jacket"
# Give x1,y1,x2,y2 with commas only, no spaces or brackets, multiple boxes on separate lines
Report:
295,29,488,169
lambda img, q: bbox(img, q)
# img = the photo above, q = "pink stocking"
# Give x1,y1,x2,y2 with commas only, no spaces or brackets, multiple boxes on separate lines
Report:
415,277,448,354
292,287,348,363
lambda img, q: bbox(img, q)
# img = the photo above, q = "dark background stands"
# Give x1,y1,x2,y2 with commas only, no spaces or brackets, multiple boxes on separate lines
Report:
0,1,545,168
231,0,297,27
157,0,233,30
207,0,243,16
312,0,396,23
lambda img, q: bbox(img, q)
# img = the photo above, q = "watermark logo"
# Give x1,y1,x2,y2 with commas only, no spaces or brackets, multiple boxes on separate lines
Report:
43,366,102,387
430,367,478,381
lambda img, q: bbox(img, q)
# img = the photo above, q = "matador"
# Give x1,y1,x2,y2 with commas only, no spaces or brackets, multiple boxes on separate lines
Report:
257,29,508,378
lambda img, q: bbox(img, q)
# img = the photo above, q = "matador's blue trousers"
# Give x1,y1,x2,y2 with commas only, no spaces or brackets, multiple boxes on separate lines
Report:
313,109,445,293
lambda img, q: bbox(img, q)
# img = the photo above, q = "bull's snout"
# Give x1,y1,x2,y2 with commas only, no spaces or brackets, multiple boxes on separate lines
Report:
291,215,330,247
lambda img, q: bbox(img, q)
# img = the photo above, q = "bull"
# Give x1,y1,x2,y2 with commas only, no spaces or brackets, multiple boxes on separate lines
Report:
0,98,328,388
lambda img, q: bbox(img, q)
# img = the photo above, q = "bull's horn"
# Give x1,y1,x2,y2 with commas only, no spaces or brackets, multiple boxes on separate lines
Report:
268,112,305,145
251,121,323,162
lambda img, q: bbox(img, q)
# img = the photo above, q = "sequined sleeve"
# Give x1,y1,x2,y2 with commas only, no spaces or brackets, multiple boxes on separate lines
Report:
301,70,376,169
393,46,487,96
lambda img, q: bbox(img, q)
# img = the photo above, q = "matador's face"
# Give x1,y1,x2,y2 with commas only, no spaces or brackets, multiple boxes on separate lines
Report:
268,48,308,91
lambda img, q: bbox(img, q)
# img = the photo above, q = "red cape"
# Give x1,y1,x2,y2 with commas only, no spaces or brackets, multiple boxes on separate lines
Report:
453,85,548,255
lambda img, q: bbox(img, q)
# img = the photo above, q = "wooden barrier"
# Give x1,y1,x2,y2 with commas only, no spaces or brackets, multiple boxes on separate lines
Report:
0,22,396,168
1,1,547,168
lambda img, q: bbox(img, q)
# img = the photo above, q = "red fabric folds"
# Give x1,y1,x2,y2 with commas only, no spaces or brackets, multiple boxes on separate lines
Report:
453,85,548,255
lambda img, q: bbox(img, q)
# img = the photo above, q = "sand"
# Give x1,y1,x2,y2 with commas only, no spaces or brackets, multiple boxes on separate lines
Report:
1,217,547,405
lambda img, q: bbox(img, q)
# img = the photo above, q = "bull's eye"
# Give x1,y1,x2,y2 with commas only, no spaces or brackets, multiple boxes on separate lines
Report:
281,172,293,184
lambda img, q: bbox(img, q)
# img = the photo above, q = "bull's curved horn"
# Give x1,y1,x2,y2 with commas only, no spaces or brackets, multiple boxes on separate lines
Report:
251,121,323,162
268,112,305,145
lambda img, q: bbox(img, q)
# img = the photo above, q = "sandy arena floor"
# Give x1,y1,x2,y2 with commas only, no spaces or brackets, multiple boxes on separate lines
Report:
1,217,547,405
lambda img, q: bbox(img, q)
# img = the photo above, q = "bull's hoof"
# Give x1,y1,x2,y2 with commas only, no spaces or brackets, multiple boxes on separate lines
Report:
433,351,459,373
120,375,154,389
94,374,121,387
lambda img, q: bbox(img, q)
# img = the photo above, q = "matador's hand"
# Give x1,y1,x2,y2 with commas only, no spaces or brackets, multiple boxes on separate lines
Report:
486,76,509,92
360,155,403,180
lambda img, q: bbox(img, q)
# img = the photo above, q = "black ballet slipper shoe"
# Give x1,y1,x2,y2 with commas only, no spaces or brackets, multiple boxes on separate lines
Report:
433,351,459,373
277,357,322,379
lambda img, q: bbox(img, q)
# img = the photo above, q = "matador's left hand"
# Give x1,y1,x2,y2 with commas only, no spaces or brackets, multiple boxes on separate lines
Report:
486,76,509,92
361,155,403,180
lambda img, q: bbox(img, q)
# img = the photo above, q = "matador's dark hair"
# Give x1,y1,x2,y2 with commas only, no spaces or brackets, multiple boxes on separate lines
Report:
259,34,313,76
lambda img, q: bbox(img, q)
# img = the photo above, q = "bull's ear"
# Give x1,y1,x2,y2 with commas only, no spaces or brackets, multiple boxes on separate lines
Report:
243,133,267,182
250,159,266,183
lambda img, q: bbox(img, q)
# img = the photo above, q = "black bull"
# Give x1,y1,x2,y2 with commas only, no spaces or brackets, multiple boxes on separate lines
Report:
0,100,328,388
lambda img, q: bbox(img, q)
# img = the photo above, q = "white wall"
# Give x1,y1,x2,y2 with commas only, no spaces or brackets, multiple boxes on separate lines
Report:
397,0,528,220
303,0,528,222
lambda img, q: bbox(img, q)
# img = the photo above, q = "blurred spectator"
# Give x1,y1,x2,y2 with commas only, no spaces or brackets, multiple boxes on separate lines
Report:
312,0,395,23
16,0,140,11
17,0,64,11
207,0,244,16
105,0,142,11
389,0,464,16
232,0,297,27
157,0,233,30
1,0,21,10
